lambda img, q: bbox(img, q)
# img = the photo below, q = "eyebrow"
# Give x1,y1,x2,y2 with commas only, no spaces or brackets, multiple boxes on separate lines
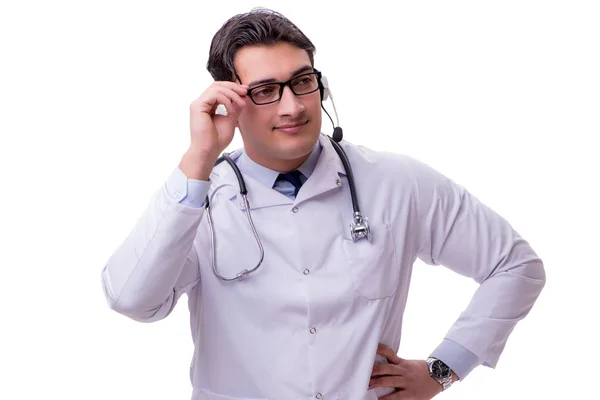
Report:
246,65,314,88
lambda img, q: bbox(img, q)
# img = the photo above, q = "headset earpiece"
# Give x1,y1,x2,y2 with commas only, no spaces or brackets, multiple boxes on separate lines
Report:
320,75,330,102
319,72,343,141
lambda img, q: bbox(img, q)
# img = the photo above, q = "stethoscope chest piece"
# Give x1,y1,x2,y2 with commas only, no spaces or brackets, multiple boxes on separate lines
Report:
350,212,372,242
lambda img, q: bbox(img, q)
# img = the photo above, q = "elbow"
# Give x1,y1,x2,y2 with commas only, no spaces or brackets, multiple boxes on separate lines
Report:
516,257,546,317
104,291,172,323
536,259,546,287
507,256,547,301
502,237,547,290
101,268,172,323
112,299,169,323
523,257,546,287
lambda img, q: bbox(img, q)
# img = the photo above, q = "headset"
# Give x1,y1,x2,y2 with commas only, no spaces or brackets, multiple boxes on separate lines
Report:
319,74,344,143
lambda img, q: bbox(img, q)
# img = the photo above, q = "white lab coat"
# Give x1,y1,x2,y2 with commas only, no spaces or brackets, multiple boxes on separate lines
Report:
101,134,545,399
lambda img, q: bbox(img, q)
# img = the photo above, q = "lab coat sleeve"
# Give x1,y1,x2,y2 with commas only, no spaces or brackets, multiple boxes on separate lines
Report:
411,158,546,378
101,167,210,322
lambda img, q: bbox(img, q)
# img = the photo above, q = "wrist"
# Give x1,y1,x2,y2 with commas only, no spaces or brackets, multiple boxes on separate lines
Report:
451,371,458,383
179,149,216,180
426,357,454,392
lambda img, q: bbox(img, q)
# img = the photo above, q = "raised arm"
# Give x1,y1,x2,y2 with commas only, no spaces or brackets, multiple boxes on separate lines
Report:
101,81,249,322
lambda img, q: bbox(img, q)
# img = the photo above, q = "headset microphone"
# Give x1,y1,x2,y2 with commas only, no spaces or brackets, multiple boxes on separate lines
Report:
321,75,343,143
332,126,343,142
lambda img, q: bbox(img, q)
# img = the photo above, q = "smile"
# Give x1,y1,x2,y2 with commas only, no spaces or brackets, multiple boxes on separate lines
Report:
274,120,308,133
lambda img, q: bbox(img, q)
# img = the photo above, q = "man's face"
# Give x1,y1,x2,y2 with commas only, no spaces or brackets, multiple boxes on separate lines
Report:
234,42,323,172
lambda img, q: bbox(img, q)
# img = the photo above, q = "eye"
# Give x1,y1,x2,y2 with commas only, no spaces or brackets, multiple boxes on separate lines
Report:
295,76,313,86
252,85,278,98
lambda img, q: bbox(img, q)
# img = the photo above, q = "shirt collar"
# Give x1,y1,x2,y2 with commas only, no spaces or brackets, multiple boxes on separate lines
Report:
238,139,323,189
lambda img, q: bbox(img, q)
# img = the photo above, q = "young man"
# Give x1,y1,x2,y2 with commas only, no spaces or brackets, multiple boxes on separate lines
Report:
101,8,545,400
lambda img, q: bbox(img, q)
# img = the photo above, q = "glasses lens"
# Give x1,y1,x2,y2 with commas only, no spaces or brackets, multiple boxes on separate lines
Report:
291,73,318,95
249,73,319,104
250,84,281,104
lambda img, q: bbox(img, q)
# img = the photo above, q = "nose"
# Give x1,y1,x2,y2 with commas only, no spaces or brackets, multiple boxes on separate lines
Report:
277,85,305,117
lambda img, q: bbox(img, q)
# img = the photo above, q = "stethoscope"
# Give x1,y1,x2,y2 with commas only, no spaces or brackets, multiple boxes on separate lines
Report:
205,73,371,281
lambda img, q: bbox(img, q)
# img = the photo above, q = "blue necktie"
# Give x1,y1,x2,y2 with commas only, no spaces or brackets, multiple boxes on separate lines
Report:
276,170,305,197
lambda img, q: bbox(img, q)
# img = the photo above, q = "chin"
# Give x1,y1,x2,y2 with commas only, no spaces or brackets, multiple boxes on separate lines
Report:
274,128,319,156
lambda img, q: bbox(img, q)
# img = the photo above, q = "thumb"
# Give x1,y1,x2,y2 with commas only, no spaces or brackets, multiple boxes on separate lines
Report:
214,113,237,132
214,102,242,130
376,343,403,364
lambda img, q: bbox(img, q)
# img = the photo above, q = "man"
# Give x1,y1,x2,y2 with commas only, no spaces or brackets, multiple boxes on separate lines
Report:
101,7,545,400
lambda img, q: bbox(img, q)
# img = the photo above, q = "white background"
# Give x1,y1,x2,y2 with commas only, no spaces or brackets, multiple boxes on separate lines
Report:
1,0,598,399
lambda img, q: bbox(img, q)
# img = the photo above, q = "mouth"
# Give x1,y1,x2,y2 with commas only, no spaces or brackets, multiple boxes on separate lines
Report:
274,120,308,134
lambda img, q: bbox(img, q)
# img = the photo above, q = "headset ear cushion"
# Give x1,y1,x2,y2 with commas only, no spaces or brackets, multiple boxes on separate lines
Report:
320,76,330,101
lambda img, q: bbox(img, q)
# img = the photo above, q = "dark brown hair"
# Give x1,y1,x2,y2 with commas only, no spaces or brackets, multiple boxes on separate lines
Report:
207,7,317,82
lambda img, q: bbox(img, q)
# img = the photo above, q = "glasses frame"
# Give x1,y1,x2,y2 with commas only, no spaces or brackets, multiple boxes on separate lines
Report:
246,69,322,105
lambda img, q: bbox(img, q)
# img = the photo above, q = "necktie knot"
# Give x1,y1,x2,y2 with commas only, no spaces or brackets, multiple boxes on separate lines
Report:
276,170,305,197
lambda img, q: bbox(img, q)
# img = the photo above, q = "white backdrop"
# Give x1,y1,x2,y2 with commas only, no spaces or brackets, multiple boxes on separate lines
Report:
1,1,598,399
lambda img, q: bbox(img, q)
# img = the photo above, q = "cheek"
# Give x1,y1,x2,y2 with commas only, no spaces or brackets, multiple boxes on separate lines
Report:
308,93,323,113
308,98,323,122
239,108,269,133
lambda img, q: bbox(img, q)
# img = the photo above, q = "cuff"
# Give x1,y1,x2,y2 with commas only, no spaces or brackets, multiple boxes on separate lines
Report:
164,167,211,208
430,339,481,381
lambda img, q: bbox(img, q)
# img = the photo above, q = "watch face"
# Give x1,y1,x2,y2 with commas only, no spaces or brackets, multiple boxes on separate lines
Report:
431,360,451,378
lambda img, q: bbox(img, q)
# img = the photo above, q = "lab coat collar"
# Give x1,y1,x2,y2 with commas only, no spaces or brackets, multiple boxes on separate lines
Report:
293,133,347,206
318,132,347,177
237,139,323,189
210,133,346,210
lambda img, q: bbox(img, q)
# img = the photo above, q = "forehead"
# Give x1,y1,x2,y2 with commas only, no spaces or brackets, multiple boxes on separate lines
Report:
234,42,312,84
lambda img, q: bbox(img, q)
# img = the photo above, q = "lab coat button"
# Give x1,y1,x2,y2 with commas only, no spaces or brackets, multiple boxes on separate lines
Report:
292,207,298,213
303,269,310,275
315,393,323,399
336,178,341,186
310,327,317,334
174,192,181,199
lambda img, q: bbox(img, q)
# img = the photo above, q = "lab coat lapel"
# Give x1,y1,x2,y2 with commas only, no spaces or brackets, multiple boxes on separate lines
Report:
294,134,347,206
239,173,293,210
210,152,292,211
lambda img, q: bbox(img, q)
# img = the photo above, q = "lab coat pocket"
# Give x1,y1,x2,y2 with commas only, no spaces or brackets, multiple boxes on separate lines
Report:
193,387,268,400
342,223,400,300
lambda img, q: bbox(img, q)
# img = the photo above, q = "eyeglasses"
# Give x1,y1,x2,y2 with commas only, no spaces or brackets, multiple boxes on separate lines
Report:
246,70,322,105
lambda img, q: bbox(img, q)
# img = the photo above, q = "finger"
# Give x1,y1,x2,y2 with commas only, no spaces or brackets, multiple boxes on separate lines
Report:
215,108,241,131
371,363,401,377
369,375,406,389
222,99,245,123
217,86,248,109
193,87,247,116
209,94,234,116
213,114,236,139
379,389,404,400
213,90,248,117
376,343,403,364
213,81,249,97
213,100,243,134
191,92,232,116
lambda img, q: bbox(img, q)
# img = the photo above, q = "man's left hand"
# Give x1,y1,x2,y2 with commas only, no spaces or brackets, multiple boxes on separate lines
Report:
369,343,445,399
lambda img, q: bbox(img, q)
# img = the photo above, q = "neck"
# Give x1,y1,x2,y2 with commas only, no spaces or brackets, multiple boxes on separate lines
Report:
245,151,311,173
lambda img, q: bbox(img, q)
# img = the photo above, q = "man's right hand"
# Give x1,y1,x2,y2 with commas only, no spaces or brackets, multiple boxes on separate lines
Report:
179,81,249,180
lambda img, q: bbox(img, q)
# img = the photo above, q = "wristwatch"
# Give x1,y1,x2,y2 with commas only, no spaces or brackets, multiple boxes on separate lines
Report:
426,357,453,391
